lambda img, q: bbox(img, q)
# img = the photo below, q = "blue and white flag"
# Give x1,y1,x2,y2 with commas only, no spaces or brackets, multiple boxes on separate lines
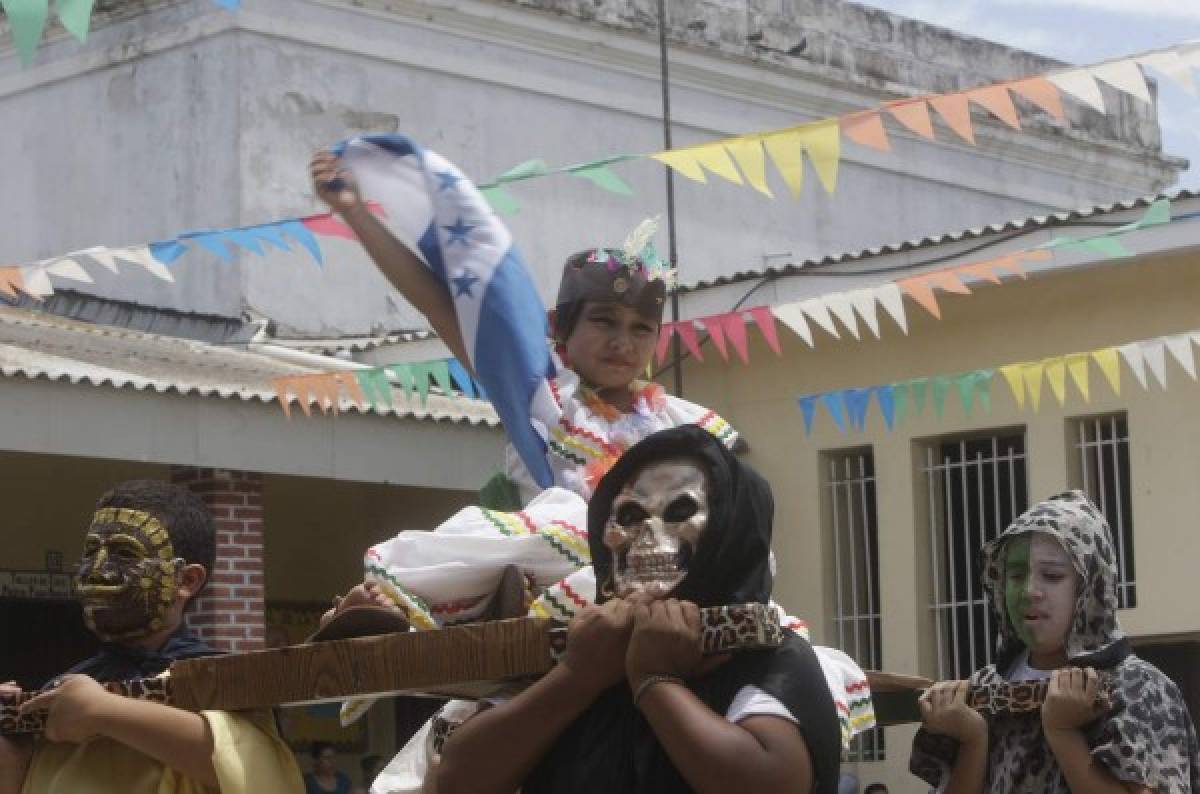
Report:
335,134,557,488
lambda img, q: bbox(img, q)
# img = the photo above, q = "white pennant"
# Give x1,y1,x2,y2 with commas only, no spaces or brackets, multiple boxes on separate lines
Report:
873,283,908,334
19,266,55,298
822,293,860,340
1138,51,1196,96
1139,338,1168,388
1118,343,1148,390
771,303,814,347
1165,334,1197,380
84,248,121,273
845,288,881,339
45,258,94,284
799,298,840,340
1049,69,1107,112
1089,59,1152,104
119,246,176,283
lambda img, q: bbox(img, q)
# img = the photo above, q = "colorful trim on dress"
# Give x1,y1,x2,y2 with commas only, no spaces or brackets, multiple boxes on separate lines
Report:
696,410,737,447
479,509,590,569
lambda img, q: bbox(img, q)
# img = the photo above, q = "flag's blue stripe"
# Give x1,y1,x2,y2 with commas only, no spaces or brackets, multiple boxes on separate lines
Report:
474,248,554,488
416,223,448,284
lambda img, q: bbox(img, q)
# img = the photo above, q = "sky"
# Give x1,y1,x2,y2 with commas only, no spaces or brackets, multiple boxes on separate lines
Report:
858,0,1200,188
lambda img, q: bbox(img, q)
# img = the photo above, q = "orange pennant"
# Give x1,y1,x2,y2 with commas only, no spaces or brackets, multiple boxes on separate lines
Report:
968,84,1021,129
928,93,976,144
886,100,936,140
841,111,892,152
990,254,1027,279
930,271,972,295
0,266,23,299
273,377,296,419
958,260,1002,284
898,276,941,319
338,372,367,409
1010,77,1066,122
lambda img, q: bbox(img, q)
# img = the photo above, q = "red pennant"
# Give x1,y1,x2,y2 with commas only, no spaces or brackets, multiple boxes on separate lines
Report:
302,213,357,240
655,323,675,366
701,316,729,361
722,312,750,364
674,322,704,362
749,306,782,356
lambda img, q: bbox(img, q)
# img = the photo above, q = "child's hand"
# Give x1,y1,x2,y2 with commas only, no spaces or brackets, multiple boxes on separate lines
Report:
625,598,725,689
310,150,363,214
919,680,987,743
1042,667,1106,733
18,675,114,744
562,599,637,695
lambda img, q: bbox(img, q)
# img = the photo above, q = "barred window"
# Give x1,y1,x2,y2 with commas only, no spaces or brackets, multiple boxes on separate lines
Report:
824,449,883,761
922,432,1028,680
1070,413,1136,608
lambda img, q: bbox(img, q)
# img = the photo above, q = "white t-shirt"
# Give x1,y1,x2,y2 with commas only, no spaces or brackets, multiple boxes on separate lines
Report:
1005,651,1054,682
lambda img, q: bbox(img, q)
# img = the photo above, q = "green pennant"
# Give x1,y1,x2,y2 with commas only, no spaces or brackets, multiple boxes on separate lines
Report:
1136,198,1172,229
910,378,929,416
955,373,977,417
1064,236,1130,258
367,368,394,409
495,159,550,183
386,364,416,404
354,370,380,409
411,362,433,406
892,381,910,426
429,360,454,397
569,163,633,195
2,0,50,65
976,369,994,414
55,0,93,41
932,376,951,418
480,185,520,216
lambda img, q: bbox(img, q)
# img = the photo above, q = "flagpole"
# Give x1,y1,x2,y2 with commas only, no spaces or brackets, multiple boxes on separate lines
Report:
657,0,684,398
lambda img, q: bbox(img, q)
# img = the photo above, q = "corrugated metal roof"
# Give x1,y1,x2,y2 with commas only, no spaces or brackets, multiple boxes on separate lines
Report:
268,329,437,354
0,306,499,426
680,190,1200,292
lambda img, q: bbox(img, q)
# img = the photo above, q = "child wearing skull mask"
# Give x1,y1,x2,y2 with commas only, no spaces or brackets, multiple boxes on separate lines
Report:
0,480,303,794
433,425,843,794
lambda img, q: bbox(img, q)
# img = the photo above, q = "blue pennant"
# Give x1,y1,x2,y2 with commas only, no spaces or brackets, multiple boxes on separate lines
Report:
875,385,896,430
447,359,477,399
276,220,323,266
797,395,818,435
148,240,189,265
845,387,872,431
822,392,847,434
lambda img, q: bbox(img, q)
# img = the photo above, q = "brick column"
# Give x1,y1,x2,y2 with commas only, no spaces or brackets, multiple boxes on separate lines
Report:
170,467,266,652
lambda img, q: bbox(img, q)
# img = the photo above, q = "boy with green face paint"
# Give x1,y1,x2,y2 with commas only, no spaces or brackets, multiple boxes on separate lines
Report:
910,491,1200,794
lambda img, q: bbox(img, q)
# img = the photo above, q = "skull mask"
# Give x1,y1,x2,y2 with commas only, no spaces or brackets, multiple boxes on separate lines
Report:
602,457,709,598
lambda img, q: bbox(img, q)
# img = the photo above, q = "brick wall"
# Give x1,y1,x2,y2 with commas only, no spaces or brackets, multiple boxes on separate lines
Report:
170,467,265,652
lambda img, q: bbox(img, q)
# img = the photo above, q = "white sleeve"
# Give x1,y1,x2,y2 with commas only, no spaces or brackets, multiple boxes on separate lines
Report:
724,685,797,725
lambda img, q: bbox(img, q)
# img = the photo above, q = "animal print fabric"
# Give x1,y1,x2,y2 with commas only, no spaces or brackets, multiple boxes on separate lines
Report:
911,490,1200,793
1,677,173,736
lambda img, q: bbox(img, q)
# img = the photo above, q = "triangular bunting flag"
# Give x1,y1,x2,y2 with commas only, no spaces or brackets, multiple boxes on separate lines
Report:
748,307,782,356
0,266,23,299
1022,362,1045,412
931,376,951,418
447,358,477,399
722,312,751,364
1117,343,1149,390
840,111,891,152
910,378,928,416
495,159,550,183
121,246,176,282
999,364,1026,409
823,293,860,340
799,298,840,339
892,381,910,426
976,370,994,413
1089,59,1152,104
2,0,49,64
846,288,881,339
428,360,455,397
845,388,872,430
19,266,54,299
874,283,908,334
822,392,848,433
1139,338,1168,389
568,163,634,196
887,100,936,140
655,324,675,365
411,362,434,406
796,119,841,194
185,232,235,261
480,185,521,216
931,271,972,295
954,372,977,416
1049,69,1107,112
762,131,806,198
701,316,730,362
958,260,1003,285
1066,353,1091,402
339,372,367,409
386,364,417,404
1137,51,1196,96
45,258,93,283
724,139,772,197
876,385,896,430
1009,77,1067,122
798,395,819,435
898,275,941,319
276,220,324,265
929,93,976,144
651,150,707,183
771,303,814,347
675,321,705,362
273,378,296,419
967,84,1021,129
690,143,745,185
1045,357,1068,406
1165,334,1197,380
1092,348,1122,395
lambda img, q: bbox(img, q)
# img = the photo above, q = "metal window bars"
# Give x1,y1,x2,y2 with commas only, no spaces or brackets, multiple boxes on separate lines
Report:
1072,414,1137,609
924,433,1028,681
826,450,884,761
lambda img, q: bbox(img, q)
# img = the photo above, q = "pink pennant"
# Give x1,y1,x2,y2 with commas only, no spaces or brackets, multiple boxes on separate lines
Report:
675,322,705,362
721,312,750,364
655,323,675,366
749,306,782,356
841,111,892,152
1010,78,1066,123
301,202,386,240
886,99,936,140
968,84,1022,130
701,316,729,361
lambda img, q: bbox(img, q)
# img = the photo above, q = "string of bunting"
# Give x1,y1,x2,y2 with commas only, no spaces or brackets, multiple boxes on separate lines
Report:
1,0,239,65
797,328,1200,436
272,358,483,418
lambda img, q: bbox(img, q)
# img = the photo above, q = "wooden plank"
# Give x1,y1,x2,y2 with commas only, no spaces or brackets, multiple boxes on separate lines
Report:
170,617,556,711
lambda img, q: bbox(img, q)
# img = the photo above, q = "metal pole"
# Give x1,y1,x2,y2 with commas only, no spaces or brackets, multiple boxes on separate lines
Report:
657,0,684,397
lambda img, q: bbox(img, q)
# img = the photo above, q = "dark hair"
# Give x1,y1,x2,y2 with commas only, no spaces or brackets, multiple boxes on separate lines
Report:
864,784,889,794
310,741,335,760
360,754,382,775
96,480,216,585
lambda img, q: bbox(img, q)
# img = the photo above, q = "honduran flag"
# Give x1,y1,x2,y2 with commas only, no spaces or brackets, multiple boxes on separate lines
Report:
334,135,557,488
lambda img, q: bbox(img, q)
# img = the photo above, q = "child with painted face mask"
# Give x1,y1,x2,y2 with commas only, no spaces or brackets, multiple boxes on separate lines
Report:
910,490,1200,794
0,480,303,794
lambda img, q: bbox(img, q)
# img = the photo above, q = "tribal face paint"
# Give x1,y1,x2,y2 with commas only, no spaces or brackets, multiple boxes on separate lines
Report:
1004,533,1078,666
75,508,181,641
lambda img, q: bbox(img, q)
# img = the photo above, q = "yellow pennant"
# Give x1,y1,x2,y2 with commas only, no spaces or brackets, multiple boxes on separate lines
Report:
1092,347,1122,395
724,138,772,197
1066,353,1091,402
1045,357,1068,406
762,131,806,197
1021,361,1045,412
651,150,707,182
797,119,841,194
690,143,744,185
999,364,1026,409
